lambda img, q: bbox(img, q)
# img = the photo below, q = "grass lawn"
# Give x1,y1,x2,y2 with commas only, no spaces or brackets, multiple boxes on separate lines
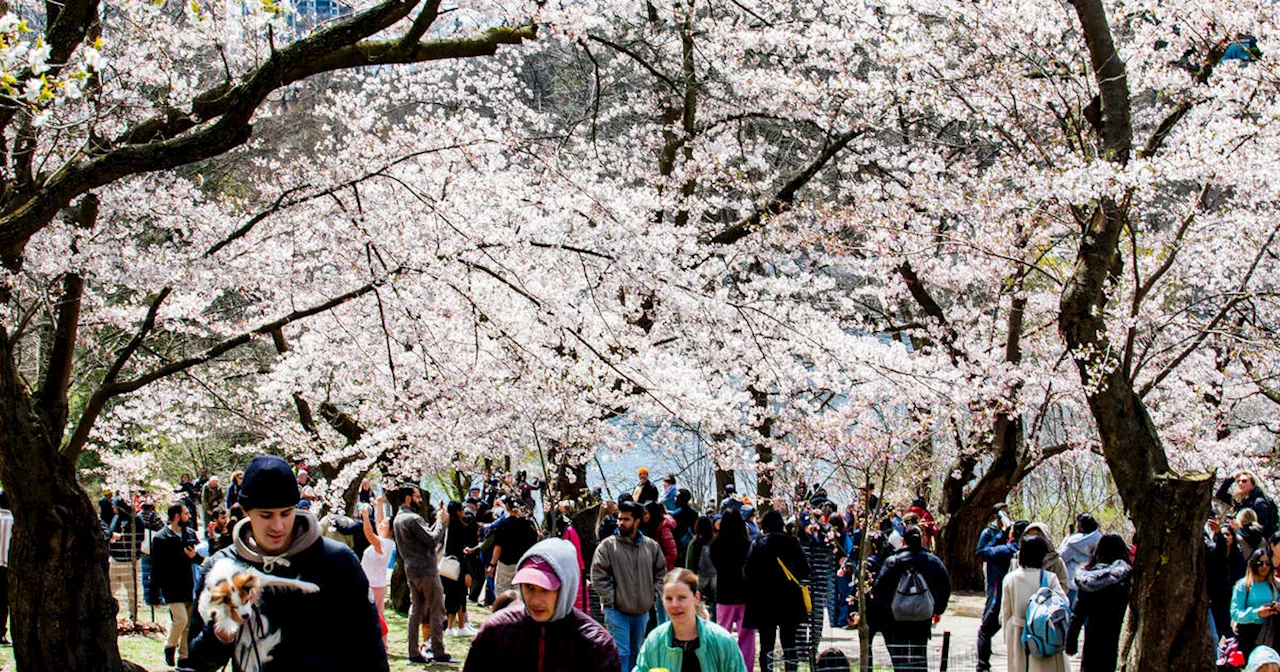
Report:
0,602,489,671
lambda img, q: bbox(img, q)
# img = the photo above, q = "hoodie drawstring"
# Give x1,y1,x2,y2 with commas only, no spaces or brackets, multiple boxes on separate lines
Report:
260,555,291,572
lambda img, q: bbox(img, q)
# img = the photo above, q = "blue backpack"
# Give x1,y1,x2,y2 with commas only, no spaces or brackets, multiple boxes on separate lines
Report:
1022,570,1071,658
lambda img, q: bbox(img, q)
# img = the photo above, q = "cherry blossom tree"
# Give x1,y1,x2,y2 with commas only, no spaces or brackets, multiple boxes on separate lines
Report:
5,1,1279,671
0,0,543,666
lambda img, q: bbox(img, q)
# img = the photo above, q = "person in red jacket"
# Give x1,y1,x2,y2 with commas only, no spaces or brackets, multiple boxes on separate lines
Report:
907,497,939,551
643,501,679,571
463,539,619,672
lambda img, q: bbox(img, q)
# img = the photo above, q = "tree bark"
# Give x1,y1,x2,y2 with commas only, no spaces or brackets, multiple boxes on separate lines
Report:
935,413,1033,589
0,334,125,672
935,501,993,592
750,387,775,508
1122,475,1214,671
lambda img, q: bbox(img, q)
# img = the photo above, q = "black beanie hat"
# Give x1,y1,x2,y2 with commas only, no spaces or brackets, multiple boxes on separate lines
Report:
238,455,301,511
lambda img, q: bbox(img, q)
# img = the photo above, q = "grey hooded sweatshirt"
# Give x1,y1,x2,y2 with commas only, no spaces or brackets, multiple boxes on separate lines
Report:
463,539,619,672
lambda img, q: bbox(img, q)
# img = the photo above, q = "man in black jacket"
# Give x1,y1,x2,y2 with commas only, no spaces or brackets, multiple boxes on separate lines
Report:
632,467,659,505
152,503,201,667
181,455,388,672
871,526,951,672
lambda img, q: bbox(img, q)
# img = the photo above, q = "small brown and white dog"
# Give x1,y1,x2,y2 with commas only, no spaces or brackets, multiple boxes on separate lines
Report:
197,557,320,669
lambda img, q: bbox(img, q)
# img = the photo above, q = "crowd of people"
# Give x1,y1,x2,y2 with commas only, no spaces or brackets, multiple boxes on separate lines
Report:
85,458,1280,672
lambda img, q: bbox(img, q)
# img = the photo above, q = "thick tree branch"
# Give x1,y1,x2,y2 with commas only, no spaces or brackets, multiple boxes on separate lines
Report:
1068,0,1132,163
895,261,966,365
0,0,535,266
318,402,367,445
37,195,98,440
45,0,100,69
1241,356,1280,407
61,286,172,462
271,326,367,446
1138,51,1219,160
398,0,443,50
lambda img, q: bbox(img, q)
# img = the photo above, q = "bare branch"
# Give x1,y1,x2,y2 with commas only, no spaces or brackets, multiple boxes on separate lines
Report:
586,35,679,91
61,286,172,462
1140,219,1280,398
703,125,865,246
109,279,386,396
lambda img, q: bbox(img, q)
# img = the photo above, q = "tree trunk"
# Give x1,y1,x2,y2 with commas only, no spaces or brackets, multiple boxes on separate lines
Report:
936,414,1029,589
0,338,125,672
390,560,410,615
1058,2,1214,663
714,469,734,505
751,387,774,508
755,437,774,510
935,502,990,591
1121,474,1214,671
572,503,601,569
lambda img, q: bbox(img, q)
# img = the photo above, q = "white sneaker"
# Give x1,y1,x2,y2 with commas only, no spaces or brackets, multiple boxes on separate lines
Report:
446,627,463,637
462,624,479,636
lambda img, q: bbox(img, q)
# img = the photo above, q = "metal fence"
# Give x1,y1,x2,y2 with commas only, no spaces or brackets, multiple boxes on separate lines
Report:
809,633,985,672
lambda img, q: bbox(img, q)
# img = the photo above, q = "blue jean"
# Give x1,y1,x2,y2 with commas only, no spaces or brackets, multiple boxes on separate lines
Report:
605,606,650,672
833,571,853,627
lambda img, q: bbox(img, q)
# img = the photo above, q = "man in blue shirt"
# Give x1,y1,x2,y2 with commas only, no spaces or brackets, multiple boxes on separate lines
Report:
974,507,1027,672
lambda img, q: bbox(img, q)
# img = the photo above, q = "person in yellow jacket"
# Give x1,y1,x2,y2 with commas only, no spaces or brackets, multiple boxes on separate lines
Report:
633,569,747,672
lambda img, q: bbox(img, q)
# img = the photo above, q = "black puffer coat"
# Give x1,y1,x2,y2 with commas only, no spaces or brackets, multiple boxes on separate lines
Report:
1066,560,1131,672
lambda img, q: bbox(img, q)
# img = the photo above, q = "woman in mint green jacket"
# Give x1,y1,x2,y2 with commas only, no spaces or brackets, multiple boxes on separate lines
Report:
633,569,748,672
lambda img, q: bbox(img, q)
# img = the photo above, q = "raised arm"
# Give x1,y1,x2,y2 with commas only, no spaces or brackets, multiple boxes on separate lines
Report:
362,506,382,555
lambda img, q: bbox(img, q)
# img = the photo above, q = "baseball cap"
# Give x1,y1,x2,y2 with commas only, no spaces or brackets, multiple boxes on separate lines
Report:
512,556,561,591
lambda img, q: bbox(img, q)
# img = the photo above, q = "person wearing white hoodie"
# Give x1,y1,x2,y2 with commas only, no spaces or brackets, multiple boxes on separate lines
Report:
1057,513,1101,607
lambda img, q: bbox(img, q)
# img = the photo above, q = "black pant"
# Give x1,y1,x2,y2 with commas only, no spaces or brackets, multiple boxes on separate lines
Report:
1238,622,1263,660
0,565,9,639
885,624,929,672
466,557,485,602
975,602,1001,671
759,623,799,672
